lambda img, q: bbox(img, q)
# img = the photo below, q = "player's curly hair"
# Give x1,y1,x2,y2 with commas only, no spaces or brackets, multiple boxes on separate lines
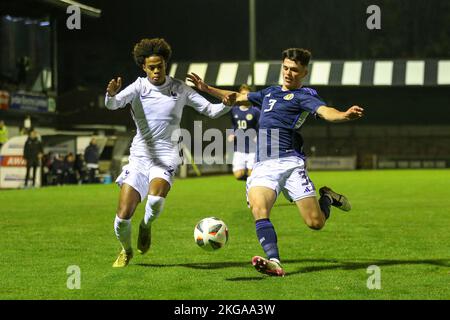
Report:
282,48,311,66
133,38,172,66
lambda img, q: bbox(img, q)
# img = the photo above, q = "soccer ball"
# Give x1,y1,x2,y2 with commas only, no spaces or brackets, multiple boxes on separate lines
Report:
194,217,229,251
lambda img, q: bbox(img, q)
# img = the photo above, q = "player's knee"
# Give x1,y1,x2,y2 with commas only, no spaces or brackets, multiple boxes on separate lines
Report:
250,205,270,220
149,178,170,197
306,217,325,230
149,189,168,197
117,205,134,220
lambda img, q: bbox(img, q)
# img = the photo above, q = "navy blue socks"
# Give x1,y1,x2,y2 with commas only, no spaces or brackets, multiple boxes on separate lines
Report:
255,219,280,261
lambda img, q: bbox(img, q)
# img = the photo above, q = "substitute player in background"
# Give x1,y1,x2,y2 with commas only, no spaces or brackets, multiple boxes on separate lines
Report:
188,48,364,277
106,38,231,267
228,84,260,180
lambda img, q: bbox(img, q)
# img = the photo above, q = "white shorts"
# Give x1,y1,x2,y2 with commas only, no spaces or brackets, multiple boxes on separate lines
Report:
246,156,316,203
115,154,178,202
232,152,256,171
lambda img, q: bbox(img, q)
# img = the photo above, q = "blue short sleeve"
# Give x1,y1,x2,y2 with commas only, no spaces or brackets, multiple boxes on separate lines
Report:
298,93,325,115
247,88,267,107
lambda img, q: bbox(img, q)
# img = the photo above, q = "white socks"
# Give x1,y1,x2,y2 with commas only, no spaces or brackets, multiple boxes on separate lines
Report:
141,195,165,228
270,258,281,265
114,216,132,252
114,195,165,251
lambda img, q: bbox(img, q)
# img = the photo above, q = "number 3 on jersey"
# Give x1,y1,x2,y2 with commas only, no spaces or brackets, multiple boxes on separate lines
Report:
264,99,277,113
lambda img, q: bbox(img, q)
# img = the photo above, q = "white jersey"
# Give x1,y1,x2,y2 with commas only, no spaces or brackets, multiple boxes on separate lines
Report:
105,76,230,163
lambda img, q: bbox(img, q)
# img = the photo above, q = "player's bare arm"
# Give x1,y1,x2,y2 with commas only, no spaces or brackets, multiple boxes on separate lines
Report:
107,77,122,97
222,92,251,106
186,72,251,106
187,72,233,99
316,105,364,123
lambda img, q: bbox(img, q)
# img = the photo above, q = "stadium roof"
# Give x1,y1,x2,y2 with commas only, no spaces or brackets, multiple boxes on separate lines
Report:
0,0,101,18
39,0,101,18
173,59,450,87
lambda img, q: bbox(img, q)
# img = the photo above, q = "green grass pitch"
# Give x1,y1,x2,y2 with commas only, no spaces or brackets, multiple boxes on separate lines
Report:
1,169,449,300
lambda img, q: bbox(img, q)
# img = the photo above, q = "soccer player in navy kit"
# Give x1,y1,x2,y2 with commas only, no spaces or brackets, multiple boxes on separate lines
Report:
188,48,363,276
228,84,260,180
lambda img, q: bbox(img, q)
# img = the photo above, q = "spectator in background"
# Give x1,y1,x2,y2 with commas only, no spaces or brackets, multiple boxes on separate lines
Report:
22,115,32,135
41,152,53,186
63,153,77,184
16,56,31,89
84,138,100,183
50,153,64,185
74,153,87,184
24,129,43,187
0,120,8,150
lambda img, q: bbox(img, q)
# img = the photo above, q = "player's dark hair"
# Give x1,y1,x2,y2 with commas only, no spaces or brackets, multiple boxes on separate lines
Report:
282,48,311,66
239,84,252,92
133,38,172,66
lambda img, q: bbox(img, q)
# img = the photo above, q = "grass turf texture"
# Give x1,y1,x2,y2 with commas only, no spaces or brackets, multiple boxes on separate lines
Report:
1,169,449,300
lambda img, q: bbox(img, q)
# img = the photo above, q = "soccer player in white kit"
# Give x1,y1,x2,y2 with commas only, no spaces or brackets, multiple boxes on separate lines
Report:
188,48,364,276
105,38,231,267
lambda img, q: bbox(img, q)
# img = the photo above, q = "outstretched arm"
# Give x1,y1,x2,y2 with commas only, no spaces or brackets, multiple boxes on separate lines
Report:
316,105,364,123
105,77,137,110
106,77,122,97
186,73,251,106
186,87,231,119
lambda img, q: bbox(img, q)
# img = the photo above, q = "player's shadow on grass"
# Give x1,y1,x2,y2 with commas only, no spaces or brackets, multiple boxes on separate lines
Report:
136,261,247,269
283,258,450,276
137,258,450,281
226,258,450,281
136,261,264,281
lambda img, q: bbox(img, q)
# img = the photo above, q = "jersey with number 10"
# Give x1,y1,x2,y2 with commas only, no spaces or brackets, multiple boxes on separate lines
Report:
247,86,325,161
230,106,260,153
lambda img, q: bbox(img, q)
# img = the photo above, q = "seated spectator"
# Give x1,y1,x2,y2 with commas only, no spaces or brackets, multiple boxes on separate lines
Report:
63,153,77,184
41,152,53,186
50,154,64,186
84,138,100,183
74,153,88,184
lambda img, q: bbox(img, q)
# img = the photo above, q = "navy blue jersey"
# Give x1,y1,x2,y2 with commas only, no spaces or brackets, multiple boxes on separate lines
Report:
230,106,260,153
247,86,325,161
